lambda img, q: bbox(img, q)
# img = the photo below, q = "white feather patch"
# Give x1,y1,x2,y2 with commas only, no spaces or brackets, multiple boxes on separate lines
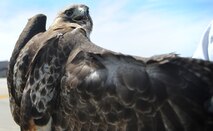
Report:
36,117,52,131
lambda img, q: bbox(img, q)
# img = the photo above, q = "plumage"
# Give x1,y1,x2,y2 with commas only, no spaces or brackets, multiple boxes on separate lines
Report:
7,4,213,131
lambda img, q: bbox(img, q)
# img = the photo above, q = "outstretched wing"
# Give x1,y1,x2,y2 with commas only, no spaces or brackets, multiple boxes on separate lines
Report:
60,46,213,130
7,14,46,124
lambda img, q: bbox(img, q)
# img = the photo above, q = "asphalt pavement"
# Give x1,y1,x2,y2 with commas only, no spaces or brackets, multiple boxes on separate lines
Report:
0,78,19,130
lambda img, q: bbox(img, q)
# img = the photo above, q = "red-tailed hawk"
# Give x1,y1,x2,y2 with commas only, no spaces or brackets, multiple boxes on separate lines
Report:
7,4,213,131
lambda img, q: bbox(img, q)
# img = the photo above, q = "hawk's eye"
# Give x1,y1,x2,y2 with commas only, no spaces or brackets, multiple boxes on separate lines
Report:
65,10,73,17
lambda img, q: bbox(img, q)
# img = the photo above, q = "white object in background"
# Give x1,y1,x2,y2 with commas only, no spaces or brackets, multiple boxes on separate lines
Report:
193,21,213,61
208,23,213,61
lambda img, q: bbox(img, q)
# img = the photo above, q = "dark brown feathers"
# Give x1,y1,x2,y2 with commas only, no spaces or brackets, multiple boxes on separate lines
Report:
7,4,213,131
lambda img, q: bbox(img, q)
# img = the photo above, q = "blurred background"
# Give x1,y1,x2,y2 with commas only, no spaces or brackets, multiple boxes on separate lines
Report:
0,0,213,130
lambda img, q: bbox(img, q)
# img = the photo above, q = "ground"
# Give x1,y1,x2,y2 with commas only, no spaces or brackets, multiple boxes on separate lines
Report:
0,78,19,131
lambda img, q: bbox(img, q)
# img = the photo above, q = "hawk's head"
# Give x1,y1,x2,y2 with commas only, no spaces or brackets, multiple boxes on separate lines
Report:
50,4,93,37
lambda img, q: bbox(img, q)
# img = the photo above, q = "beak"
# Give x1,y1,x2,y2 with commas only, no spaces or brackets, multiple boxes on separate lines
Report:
72,6,88,21
78,7,87,15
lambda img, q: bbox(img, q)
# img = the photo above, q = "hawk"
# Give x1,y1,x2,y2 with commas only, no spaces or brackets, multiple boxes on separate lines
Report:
7,4,213,131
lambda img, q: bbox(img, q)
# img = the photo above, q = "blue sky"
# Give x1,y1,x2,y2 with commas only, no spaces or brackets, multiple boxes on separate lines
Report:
1,0,213,60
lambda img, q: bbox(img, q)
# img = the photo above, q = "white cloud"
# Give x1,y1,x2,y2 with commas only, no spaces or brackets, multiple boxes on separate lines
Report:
0,10,42,60
91,2,211,57
0,6,56,61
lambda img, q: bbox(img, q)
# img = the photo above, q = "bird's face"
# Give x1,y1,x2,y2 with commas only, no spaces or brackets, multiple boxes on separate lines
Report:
51,4,93,36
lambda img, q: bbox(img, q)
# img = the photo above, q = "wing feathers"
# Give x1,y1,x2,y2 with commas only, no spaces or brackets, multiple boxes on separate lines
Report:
62,51,213,130
7,14,47,125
